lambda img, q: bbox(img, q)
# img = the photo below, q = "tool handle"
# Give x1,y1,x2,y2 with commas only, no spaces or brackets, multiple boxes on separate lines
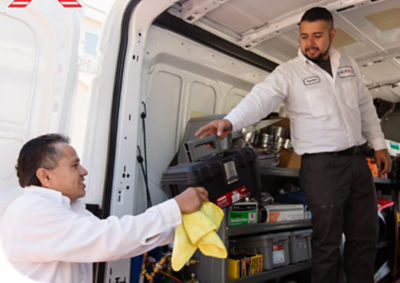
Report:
184,135,221,162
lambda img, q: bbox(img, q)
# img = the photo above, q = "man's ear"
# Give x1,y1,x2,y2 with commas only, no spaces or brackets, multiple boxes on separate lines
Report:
36,168,51,188
330,28,337,42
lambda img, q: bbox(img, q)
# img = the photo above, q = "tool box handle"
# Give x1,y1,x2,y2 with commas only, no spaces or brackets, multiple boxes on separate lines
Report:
184,135,221,162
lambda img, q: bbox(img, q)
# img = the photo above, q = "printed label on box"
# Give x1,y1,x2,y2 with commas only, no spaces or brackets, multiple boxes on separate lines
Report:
216,186,250,208
272,244,285,264
223,160,239,184
229,202,258,225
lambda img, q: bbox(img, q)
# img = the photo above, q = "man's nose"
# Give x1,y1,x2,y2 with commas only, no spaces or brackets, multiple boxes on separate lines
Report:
306,38,315,47
80,166,88,176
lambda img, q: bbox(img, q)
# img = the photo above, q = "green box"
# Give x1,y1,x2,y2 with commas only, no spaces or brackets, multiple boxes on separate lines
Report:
229,203,258,226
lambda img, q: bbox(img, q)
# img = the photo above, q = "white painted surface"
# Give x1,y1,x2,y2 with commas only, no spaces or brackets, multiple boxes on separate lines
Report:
0,0,81,216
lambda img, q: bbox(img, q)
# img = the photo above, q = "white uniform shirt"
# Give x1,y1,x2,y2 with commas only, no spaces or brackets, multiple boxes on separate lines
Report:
225,48,386,155
0,186,181,283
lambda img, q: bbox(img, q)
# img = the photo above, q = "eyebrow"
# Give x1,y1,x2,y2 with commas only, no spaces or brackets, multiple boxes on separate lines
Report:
300,31,323,36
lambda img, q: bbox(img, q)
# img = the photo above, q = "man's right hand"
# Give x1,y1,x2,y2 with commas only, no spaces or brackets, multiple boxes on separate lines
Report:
174,187,209,214
195,119,233,139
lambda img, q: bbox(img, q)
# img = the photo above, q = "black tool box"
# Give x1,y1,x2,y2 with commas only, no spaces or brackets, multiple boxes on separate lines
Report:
161,136,261,205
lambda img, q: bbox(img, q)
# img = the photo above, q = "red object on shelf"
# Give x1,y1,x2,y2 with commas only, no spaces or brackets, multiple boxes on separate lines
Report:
377,198,394,212
215,186,250,208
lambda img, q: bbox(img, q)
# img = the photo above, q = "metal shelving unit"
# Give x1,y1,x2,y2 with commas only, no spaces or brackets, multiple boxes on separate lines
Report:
229,261,312,283
195,218,312,283
196,166,399,282
374,177,394,184
228,219,311,237
257,165,399,283
258,166,394,185
196,167,312,282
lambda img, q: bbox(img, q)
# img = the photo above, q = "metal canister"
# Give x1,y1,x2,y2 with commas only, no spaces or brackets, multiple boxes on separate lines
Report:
273,136,285,152
272,126,288,141
282,138,292,150
258,133,274,149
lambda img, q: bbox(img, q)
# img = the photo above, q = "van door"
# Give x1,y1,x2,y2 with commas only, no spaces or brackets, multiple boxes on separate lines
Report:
0,0,81,215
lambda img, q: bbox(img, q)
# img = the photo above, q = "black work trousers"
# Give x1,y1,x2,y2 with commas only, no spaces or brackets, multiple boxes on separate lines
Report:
300,153,377,283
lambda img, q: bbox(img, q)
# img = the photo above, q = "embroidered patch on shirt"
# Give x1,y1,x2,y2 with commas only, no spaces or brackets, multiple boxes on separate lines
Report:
303,76,320,86
337,66,355,78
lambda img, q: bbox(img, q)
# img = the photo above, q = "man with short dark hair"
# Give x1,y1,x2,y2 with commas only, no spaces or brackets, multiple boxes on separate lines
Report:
0,133,208,283
196,7,392,283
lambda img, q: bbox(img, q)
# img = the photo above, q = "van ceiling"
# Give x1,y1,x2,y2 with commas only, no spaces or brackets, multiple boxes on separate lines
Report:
168,0,400,102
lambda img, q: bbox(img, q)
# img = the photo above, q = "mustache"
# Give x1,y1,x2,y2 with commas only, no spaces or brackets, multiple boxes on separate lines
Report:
306,47,319,52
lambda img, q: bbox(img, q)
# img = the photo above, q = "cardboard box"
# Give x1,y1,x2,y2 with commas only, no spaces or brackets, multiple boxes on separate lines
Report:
229,202,258,226
216,186,250,208
227,258,240,280
250,254,263,275
265,204,304,222
228,253,263,279
279,149,301,169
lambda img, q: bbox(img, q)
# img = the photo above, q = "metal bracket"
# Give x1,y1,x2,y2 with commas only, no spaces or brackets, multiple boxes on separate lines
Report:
176,0,232,23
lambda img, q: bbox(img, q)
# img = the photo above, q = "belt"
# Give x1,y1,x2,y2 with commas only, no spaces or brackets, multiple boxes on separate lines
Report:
303,143,368,158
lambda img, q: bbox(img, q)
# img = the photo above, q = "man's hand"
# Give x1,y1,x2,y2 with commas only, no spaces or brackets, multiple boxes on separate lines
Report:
375,149,392,175
174,187,209,214
195,119,233,139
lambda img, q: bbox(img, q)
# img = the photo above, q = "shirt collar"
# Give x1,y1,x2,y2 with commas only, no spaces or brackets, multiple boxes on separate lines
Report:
24,186,72,208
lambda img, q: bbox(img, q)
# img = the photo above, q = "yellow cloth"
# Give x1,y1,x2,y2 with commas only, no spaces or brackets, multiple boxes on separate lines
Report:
171,202,227,271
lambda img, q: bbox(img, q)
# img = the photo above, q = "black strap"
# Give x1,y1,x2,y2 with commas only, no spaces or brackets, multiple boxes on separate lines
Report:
137,102,152,208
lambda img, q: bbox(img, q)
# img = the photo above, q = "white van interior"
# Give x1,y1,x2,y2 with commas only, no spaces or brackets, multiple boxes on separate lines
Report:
1,0,400,282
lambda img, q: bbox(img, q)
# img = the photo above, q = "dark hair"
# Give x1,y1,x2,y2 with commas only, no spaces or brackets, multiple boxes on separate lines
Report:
300,7,334,29
16,133,70,187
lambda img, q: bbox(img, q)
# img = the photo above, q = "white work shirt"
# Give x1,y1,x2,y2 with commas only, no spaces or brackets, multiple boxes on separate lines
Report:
225,48,386,155
0,186,181,283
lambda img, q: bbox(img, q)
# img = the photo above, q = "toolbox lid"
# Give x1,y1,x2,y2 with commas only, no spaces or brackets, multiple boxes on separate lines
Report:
161,147,257,185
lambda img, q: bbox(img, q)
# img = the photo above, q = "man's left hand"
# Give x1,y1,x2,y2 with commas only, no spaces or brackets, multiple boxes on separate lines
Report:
375,149,392,175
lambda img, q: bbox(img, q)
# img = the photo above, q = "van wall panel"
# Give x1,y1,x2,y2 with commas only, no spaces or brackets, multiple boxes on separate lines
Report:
223,88,247,113
0,15,35,127
188,81,217,117
144,71,182,207
133,26,267,210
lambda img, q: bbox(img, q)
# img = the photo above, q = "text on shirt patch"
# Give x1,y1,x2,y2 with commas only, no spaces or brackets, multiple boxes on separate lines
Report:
337,66,355,78
303,76,320,86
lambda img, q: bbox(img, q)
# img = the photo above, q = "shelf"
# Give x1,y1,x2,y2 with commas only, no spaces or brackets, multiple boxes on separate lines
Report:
228,219,312,237
258,166,299,177
258,166,396,185
229,261,311,283
373,177,394,184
